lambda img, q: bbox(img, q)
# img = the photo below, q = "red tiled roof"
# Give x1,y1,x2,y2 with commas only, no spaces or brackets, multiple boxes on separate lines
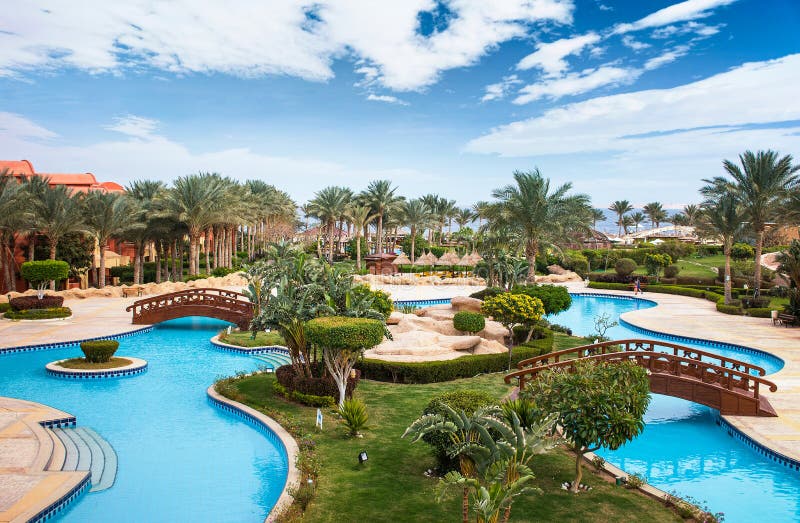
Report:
98,181,125,193
37,173,98,186
0,160,35,176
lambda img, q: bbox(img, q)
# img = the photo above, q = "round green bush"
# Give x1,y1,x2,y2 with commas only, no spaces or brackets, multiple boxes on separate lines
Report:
663,264,681,279
615,258,637,277
452,311,485,334
20,260,69,287
511,284,572,315
305,316,384,350
80,340,120,363
422,390,495,471
731,242,754,260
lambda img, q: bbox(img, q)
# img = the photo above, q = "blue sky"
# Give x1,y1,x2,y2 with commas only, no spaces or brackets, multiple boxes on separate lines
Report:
1,0,799,209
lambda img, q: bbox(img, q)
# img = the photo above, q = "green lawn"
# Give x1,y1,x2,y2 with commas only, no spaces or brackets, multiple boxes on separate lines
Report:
57,357,133,369
595,259,716,279
218,329,285,347
223,353,680,522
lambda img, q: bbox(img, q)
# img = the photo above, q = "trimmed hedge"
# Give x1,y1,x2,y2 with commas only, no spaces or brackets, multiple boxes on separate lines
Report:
9,295,64,311
80,340,119,362
469,287,505,301
305,316,385,350
615,258,637,277
275,364,358,399
745,307,773,318
20,260,69,286
453,311,485,334
5,307,72,320
273,382,336,408
0,303,10,313
358,330,553,384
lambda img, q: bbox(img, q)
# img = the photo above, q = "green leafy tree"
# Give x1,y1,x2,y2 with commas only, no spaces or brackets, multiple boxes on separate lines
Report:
522,361,650,493
702,150,800,296
608,200,633,237
697,192,747,304
642,202,667,229
487,169,592,283
776,240,800,289
730,242,754,261
362,180,403,255
511,284,571,315
20,260,69,298
345,204,377,270
82,192,139,287
481,293,545,369
402,199,432,263
308,186,350,262
643,253,672,282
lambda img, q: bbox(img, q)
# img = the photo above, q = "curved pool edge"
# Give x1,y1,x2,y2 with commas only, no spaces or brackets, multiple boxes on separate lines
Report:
206,384,299,522
0,325,155,355
210,335,291,356
45,357,148,379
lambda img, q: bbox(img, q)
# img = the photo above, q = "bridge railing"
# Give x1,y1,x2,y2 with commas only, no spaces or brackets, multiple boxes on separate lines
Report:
125,288,253,323
515,338,767,377
506,350,778,400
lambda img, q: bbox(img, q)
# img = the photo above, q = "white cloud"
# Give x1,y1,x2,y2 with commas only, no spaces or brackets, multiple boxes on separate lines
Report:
516,33,601,76
466,54,800,160
105,115,158,139
0,112,58,139
513,65,639,103
644,46,691,70
621,35,650,51
366,94,409,105
614,0,737,34
481,74,523,102
0,0,574,92
652,22,723,39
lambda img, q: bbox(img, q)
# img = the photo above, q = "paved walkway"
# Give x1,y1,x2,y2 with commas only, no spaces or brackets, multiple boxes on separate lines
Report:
0,397,88,523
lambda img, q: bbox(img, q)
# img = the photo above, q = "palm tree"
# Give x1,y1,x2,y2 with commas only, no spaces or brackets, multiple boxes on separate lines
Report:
161,173,226,275
621,215,635,234
629,211,646,232
703,150,800,295
126,180,165,283
682,204,700,226
30,183,85,262
589,208,605,230
643,202,666,229
82,192,138,287
487,169,592,283
402,199,432,263
0,169,23,292
698,192,746,304
363,180,403,254
308,186,349,263
455,208,475,231
472,201,490,229
346,204,377,270
608,200,633,236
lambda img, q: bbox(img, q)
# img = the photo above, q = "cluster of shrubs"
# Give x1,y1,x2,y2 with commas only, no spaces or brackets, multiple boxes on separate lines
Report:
5,307,72,320
357,330,553,384
274,364,359,406
9,295,64,310
422,390,495,470
273,382,335,408
80,340,119,363
469,284,572,316
453,311,485,333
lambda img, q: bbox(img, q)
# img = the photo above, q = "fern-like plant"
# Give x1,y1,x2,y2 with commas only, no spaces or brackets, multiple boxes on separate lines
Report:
339,398,369,437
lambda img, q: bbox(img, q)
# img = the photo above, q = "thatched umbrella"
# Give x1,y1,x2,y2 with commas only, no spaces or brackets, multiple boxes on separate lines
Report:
468,251,483,264
457,253,475,267
423,252,439,266
392,253,412,273
438,251,461,266
413,253,430,266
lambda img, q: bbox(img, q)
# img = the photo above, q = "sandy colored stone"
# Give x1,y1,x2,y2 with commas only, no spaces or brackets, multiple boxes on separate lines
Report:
547,264,567,275
451,295,483,312
387,311,404,325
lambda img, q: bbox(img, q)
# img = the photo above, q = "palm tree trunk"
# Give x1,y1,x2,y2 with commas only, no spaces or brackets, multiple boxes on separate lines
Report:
155,243,162,284
410,226,417,263
356,233,362,271
754,229,764,295
377,214,384,255
98,241,107,287
525,240,537,284
48,240,57,290
27,233,35,261
724,243,732,304
204,232,211,275
327,220,335,263
189,235,198,275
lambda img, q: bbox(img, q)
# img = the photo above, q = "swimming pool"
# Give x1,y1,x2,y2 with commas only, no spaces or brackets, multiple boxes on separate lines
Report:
0,317,287,522
549,294,799,523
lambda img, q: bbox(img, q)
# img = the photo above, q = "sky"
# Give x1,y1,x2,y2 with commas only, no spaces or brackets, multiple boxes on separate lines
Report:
1,0,799,210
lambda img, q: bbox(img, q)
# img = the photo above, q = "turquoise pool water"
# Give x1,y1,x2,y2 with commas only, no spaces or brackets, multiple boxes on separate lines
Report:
549,294,799,523
0,317,287,522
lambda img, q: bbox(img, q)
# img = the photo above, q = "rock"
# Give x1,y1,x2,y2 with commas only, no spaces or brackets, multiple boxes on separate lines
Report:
547,264,567,275
387,311,404,325
478,321,509,343
451,296,483,312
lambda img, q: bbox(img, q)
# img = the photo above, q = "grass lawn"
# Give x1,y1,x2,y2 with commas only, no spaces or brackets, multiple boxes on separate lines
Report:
223,357,680,522
219,329,285,347
58,357,132,369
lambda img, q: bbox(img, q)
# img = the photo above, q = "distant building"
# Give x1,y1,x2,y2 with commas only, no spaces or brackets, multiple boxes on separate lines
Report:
1,160,131,292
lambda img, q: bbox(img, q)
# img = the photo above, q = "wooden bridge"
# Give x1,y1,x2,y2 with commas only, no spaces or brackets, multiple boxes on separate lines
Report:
126,288,253,329
505,339,778,417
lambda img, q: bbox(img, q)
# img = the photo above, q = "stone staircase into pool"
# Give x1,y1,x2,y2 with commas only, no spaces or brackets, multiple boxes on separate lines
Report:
50,427,118,493
252,352,292,370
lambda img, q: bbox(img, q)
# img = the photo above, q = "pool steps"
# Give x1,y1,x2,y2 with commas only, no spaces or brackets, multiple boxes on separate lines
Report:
252,352,292,369
51,426,118,493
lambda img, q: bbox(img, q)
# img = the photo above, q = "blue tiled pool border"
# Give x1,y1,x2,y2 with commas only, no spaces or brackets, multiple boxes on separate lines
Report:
209,337,291,356
394,298,452,308
29,471,91,523
46,362,148,380
717,415,800,472
0,325,154,356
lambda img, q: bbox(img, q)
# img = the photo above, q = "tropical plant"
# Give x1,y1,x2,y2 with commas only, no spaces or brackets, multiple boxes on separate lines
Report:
730,242,754,260
402,199,432,262
487,169,592,283
698,192,747,304
346,204,377,269
82,192,139,287
308,186,350,262
481,293,545,369
589,208,605,230
608,200,633,236
522,361,650,493
702,150,800,296
776,240,800,289
510,284,571,315
339,398,369,437
643,202,667,229
643,253,672,282
629,211,646,232
362,180,403,255
30,184,84,288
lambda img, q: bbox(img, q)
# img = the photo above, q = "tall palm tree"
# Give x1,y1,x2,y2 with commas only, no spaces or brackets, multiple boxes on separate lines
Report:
703,150,800,295
363,180,403,255
346,204,377,270
472,201,490,229
682,204,700,226
402,199,432,263
589,208,605,230
308,186,349,262
0,169,22,292
161,173,226,275
487,169,592,283
455,208,475,231
629,211,646,232
698,192,746,304
126,180,165,284
82,192,139,287
608,200,633,236
30,183,85,289
643,202,666,229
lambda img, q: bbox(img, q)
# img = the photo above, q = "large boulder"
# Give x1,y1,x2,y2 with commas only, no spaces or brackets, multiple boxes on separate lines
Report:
451,296,483,313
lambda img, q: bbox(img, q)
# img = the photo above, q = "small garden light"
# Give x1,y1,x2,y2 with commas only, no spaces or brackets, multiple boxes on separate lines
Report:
358,450,368,464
